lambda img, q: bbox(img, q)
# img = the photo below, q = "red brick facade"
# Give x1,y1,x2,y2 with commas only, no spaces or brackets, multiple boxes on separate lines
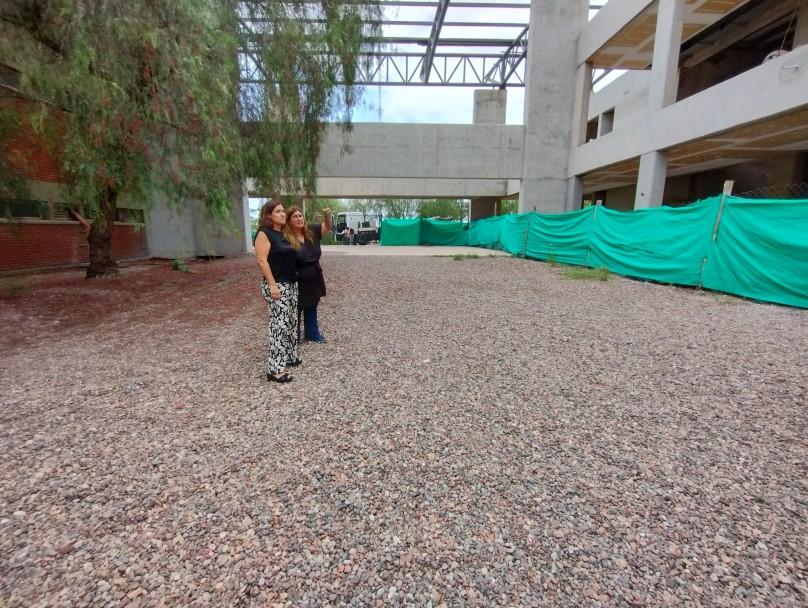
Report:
1,95,149,271
1,98,65,184
0,223,148,272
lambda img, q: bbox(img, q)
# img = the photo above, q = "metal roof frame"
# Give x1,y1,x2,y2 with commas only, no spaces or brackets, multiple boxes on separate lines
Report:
237,1,606,88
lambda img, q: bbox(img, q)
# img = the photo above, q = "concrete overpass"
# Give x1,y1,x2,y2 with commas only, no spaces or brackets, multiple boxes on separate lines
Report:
313,98,523,203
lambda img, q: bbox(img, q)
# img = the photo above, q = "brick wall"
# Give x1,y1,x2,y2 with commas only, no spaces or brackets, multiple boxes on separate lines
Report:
2,96,149,271
1,97,64,184
0,222,148,272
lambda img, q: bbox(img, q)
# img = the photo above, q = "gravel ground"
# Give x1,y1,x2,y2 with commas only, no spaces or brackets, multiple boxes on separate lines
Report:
1,253,806,607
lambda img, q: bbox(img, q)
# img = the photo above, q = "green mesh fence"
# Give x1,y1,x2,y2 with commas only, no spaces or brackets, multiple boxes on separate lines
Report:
699,197,808,308
379,196,808,308
380,218,420,245
419,219,469,246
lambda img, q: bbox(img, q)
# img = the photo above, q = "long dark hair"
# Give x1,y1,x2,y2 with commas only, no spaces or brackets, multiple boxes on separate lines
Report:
259,200,283,229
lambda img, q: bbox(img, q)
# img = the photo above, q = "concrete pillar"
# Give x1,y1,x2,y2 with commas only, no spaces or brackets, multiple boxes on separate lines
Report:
635,151,668,208
566,176,583,211
571,62,593,146
565,60,591,212
633,0,682,209
470,197,498,220
473,89,507,124
648,0,685,111
469,94,507,219
242,192,254,252
519,0,588,214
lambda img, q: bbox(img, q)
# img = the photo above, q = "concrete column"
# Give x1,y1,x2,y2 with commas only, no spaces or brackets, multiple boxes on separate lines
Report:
566,176,583,211
242,192,254,252
473,89,507,124
519,0,588,214
470,196,498,220
469,95,507,219
635,151,668,208
571,62,593,146
565,60,591,211
633,0,682,209
648,0,685,111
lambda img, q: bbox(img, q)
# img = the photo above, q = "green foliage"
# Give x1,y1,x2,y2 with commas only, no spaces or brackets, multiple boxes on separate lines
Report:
560,267,611,281
350,199,383,220
0,109,30,200
420,199,465,220
0,1,381,274
499,199,519,215
321,231,337,245
384,198,421,219
171,259,190,272
546,253,559,266
305,198,345,223
452,254,480,261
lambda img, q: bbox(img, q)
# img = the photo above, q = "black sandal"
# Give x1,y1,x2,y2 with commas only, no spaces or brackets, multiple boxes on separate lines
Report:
287,358,302,367
267,372,293,383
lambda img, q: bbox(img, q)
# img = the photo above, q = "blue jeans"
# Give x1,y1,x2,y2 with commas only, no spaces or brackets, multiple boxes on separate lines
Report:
298,305,325,342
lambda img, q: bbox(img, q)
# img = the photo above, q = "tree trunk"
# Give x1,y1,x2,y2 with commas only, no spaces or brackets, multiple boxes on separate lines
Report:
86,187,119,278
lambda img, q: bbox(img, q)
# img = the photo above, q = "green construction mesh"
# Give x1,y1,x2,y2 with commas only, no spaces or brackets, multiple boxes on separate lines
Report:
380,218,420,245
419,219,469,246
377,197,808,308
700,197,808,308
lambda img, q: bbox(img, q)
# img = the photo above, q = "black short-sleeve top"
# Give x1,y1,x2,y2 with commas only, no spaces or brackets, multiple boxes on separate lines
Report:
295,223,323,266
258,226,298,283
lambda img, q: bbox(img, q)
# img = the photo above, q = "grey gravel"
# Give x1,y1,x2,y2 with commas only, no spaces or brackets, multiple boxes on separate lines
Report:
1,253,807,607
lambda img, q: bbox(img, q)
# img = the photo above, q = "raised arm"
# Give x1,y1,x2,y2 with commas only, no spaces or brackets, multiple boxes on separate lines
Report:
321,207,332,237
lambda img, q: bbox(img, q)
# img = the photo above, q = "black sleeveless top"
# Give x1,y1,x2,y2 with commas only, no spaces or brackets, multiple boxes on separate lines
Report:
258,226,298,283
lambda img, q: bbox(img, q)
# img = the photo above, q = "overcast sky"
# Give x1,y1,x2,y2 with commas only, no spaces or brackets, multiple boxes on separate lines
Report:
349,1,607,125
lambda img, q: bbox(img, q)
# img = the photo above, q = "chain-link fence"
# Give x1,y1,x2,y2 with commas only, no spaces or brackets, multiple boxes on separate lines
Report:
735,183,808,199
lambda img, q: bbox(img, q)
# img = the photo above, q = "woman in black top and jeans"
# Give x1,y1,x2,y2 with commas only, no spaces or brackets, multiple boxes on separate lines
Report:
254,200,299,383
284,205,331,343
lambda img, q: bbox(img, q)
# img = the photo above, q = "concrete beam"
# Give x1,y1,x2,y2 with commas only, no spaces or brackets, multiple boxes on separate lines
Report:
578,0,655,64
569,45,808,176
314,177,510,199
316,123,525,181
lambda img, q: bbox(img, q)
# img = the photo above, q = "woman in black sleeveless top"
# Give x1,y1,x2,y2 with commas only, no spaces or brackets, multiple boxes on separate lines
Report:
254,200,299,383
283,205,331,343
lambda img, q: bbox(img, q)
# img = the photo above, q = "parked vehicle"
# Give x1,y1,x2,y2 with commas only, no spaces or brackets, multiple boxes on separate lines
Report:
334,211,380,245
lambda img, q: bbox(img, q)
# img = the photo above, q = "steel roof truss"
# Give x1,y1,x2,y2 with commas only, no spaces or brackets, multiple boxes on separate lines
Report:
420,0,451,82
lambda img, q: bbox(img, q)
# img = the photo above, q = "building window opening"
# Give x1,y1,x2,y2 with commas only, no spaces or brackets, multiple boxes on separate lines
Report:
0,198,49,220
600,109,615,136
586,117,599,142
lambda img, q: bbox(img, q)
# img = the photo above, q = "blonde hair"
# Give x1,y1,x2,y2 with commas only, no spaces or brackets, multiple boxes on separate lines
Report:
283,206,316,250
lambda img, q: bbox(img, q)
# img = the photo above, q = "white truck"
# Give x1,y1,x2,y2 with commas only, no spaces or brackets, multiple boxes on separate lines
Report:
334,211,380,245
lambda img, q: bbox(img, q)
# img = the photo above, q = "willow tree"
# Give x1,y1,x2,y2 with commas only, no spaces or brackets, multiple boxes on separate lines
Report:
0,1,380,277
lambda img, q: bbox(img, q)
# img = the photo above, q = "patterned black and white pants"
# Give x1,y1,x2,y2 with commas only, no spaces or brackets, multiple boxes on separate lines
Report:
261,280,299,374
